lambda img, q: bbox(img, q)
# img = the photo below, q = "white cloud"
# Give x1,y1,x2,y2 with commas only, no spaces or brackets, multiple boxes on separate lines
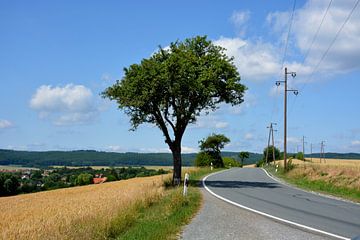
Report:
351,140,360,146
101,73,111,81
138,147,171,153
0,119,13,129
191,115,229,129
181,146,197,153
244,133,254,140
228,91,257,114
268,0,360,77
107,145,124,152
231,10,251,36
30,84,100,125
287,137,301,144
214,37,281,81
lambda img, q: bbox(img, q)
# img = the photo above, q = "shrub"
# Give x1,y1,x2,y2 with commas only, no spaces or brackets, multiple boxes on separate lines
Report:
194,152,212,167
76,173,93,186
223,157,241,168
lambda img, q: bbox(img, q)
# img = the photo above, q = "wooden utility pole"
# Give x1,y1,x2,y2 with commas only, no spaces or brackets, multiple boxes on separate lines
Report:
320,141,325,163
271,126,276,164
276,67,298,170
265,123,277,164
265,125,271,164
302,136,306,161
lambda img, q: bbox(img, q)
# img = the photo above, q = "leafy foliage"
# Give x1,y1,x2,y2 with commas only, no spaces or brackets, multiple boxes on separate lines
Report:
197,133,230,168
223,157,241,167
0,167,168,197
296,152,304,160
199,134,230,153
102,36,246,183
263,145,281,163
0,149,264,167
194,152,212,167
239,151,249,167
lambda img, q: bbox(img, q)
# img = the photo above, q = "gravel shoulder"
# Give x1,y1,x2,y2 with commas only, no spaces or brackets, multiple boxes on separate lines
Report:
180,183,332,240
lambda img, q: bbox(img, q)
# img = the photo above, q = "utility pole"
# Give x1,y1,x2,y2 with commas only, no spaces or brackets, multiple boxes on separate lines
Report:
271,125,277,164
265,123,277,164
302,136,307,161
310,143,313,162
276,67,298,170
320,141,325,163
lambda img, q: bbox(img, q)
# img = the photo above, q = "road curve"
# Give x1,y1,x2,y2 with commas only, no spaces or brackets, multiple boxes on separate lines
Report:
203,168,360,239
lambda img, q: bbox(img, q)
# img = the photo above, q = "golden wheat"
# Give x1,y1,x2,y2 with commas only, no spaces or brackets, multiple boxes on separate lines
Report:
0,174,171,240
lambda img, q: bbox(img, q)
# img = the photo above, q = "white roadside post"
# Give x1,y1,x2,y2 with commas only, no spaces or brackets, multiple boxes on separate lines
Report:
183,173,189,196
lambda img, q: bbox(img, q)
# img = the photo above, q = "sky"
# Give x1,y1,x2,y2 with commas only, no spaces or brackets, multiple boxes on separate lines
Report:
1,0,360,154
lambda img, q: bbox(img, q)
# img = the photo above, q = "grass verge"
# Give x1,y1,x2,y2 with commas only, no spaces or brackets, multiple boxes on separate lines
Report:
265,164,360,203
108,167,222,240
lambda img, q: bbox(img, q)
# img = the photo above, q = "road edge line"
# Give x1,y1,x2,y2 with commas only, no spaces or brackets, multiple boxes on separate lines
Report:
202,170,350,240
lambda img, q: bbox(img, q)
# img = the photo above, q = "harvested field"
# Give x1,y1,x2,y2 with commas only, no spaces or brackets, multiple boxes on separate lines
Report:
275,158,360,167
271,158,360,201
0,174,171,240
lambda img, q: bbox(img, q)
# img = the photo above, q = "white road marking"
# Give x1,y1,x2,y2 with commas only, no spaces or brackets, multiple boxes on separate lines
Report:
203,169,350,240
261,168,360,206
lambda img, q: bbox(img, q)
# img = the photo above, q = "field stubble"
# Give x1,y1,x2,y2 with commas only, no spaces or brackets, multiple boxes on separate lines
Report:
271,158,360,201
0,174,171,240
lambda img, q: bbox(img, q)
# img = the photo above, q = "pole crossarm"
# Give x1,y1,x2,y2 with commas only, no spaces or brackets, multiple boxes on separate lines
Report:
275,67,299,171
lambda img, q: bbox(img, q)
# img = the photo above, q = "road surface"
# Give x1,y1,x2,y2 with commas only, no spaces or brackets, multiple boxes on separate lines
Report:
202,168,360,239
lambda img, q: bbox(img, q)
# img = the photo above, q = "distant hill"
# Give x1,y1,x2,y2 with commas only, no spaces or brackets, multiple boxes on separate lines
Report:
304,152,360,159
0,149,263,167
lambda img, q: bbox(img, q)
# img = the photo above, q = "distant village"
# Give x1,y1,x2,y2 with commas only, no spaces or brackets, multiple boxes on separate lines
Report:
0,166,167,196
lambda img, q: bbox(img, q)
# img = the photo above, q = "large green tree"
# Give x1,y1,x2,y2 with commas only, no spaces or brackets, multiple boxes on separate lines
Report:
103,36,246,184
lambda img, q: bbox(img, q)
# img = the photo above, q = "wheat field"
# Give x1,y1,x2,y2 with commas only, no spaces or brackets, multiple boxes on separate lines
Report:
273,158,360,191
0,174,170,240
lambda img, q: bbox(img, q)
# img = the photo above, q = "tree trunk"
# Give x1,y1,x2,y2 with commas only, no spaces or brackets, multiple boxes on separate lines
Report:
171,142,182,185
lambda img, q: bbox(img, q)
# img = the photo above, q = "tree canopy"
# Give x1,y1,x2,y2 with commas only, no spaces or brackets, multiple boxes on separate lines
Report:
199,134,230,153
198,133,230,168
239,151,250,166
103,36,246,183
263,145,281,163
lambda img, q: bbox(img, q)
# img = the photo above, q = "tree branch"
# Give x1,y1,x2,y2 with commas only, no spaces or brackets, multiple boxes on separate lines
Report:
163,104,176,134
153,107,173,147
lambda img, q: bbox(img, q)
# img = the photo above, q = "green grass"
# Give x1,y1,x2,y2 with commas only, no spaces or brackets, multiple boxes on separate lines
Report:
108,167,222,240
265,165,360,202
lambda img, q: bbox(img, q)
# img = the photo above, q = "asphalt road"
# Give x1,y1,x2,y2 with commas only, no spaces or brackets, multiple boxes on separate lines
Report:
203,168,360,239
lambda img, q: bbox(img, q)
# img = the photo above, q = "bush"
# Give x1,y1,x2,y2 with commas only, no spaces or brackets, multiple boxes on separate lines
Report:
255,159,265,167
194,152,212,167
296,152,304,160
223,157,241,168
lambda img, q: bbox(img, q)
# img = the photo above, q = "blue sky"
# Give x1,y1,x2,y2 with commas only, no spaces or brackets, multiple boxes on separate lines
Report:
1,0,360,154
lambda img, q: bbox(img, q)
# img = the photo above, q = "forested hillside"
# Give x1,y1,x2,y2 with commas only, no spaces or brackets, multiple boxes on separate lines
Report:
0,149,263,167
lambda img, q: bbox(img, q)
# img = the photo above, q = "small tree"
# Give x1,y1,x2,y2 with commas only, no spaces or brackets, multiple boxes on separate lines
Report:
194,152,212,167
239,151,249,167
199,133,230,168
296,152,304,160
103,36,246,184
263,145,280,163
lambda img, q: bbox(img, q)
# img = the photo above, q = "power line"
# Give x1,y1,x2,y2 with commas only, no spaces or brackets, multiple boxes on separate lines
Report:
300,0,360,91
288,0,359,117
271,0,297,125
302,0,333,65
280,0,297,70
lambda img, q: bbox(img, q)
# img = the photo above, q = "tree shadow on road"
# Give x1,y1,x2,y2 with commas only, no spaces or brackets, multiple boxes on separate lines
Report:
204,180,280,189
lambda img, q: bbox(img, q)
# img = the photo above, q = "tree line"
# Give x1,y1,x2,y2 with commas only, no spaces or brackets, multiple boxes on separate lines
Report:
0,166,167,197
